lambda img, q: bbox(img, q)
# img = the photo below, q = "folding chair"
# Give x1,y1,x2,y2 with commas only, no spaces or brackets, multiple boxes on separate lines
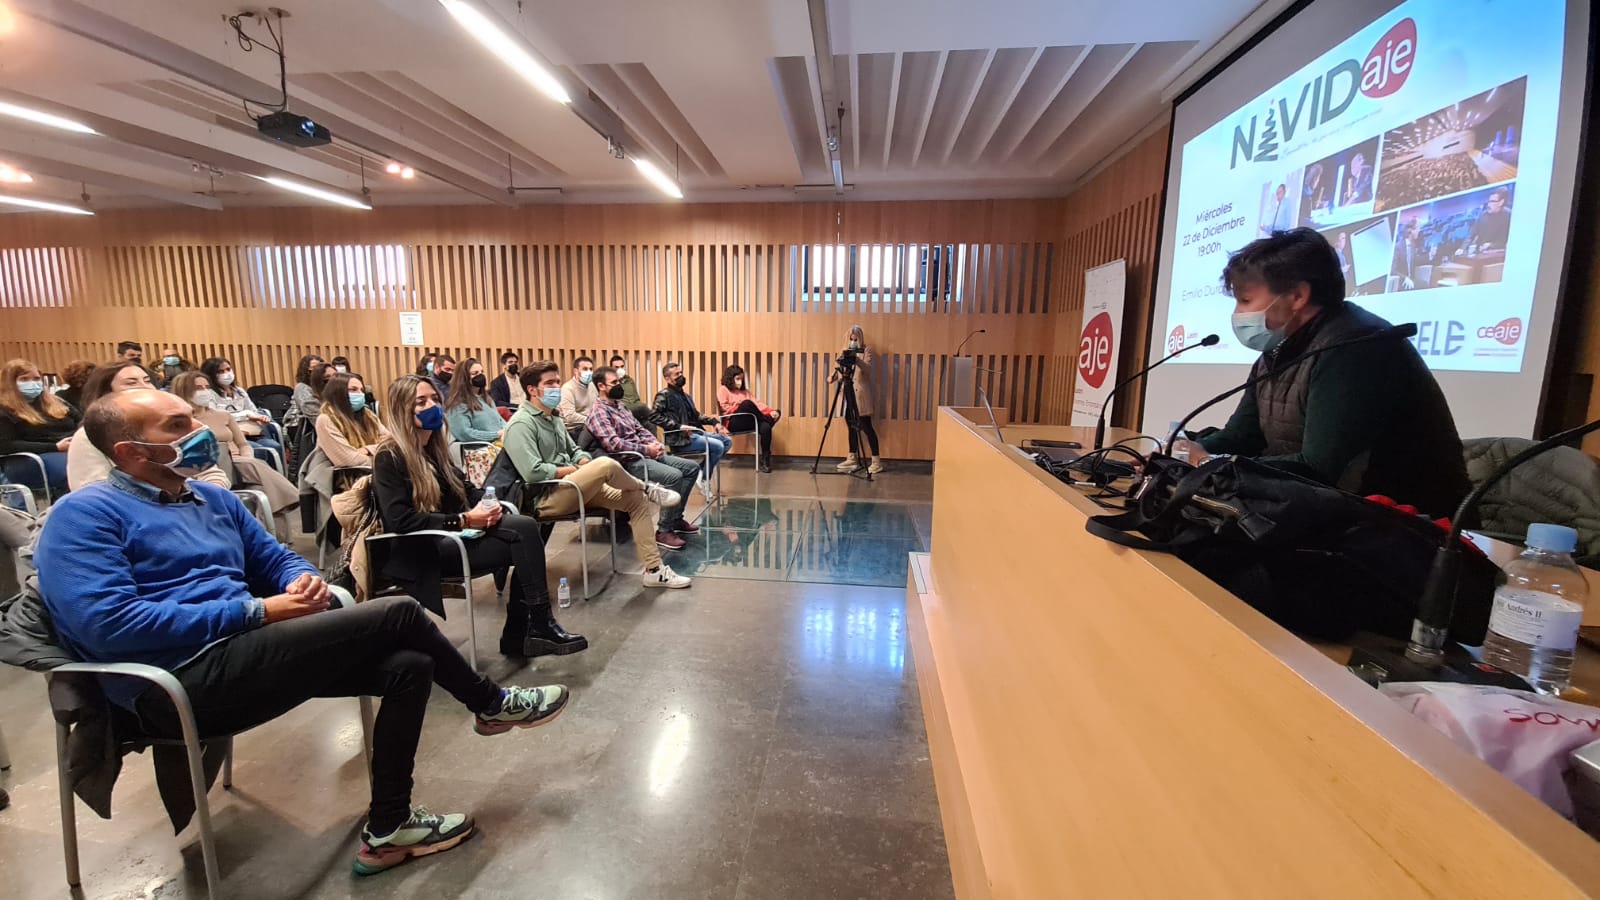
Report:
44,662,373,898
717,410,762,498
526,478,627,602
1,452,53,509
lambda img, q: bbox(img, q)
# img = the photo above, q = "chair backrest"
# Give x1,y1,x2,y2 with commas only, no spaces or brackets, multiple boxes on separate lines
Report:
482,451,524,508
255,392,292,424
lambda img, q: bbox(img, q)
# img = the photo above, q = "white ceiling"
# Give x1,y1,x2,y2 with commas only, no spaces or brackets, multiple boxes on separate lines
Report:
0,0,1262,210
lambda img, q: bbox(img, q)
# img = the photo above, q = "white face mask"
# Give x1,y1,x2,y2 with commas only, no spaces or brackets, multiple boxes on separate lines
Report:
217,371,235,386
616,367,627,379
193,389,219,406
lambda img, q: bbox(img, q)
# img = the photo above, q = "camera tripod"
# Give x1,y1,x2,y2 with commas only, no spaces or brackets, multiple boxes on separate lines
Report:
809,361,874,481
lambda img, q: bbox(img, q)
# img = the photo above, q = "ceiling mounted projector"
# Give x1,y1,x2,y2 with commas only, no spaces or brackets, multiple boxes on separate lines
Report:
256,111,331,147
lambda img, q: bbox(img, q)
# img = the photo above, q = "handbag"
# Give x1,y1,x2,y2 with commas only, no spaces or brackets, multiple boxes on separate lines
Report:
462,443,500,488
1085,456,1497,643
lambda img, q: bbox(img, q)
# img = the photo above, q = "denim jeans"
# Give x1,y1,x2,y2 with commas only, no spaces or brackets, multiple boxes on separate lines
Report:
682,431,732,474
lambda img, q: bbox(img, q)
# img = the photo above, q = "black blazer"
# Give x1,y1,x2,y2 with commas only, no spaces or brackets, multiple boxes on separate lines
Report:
370,446,483,614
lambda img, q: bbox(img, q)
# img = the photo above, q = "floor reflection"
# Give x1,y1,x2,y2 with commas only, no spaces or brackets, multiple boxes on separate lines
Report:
800,597,907,675
678,497,928,588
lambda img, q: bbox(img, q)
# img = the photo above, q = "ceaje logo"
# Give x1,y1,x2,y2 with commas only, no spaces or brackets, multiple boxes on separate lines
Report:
1229,17,1418,169
1478,317,1523,345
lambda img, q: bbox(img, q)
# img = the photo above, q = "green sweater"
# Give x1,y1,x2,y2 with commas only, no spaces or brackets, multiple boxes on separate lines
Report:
617,375,642,406
502,403,590,484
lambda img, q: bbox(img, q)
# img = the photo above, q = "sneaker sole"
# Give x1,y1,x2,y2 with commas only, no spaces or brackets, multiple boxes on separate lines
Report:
655,538,686,550
642,578,692,589
352,824,476,876
474,695,570,736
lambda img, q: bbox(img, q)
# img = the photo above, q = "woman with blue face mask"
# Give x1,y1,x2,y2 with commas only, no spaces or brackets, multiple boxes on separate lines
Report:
0,358,80,498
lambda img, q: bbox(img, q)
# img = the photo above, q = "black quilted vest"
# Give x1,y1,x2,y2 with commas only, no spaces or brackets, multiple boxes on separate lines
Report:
1253,304,1381,456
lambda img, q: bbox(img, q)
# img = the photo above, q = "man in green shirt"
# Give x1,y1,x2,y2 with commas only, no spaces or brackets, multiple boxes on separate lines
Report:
608,354,654,426
503,361,692,589
1193,227,1469,518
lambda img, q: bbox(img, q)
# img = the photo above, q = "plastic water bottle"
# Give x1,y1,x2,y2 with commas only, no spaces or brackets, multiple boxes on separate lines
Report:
557,576,572,609
1168,420,1191,462
1482,523,1589,695
475,486,498,513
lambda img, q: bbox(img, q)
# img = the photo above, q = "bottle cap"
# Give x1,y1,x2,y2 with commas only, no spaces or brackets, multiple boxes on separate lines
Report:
1526,523,1578,554
560,576,569,584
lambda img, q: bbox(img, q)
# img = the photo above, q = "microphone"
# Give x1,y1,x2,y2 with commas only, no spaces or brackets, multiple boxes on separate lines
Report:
1093,333,1219,450
1403,415,1600,666
954,329,986,358
1166,323,1418,449
974,365,1006,442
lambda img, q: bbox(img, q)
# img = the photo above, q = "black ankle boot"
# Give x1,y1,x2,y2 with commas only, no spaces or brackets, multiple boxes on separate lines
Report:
523,602,588,657
498,599,531,657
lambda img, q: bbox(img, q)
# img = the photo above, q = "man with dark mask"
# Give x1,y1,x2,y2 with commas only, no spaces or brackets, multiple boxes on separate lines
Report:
651,360,732,480
1193,227,1469,517
588,366,703,546
489,351,524,409
427,354,456,398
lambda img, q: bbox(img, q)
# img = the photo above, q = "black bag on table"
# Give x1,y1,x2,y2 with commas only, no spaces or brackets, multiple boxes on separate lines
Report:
1085,456,1496,643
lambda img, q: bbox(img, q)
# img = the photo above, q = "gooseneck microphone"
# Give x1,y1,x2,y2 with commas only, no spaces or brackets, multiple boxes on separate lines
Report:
954,328,986,357
1404,415,1600,666
1093,333,1219,450
1165,323,1418,449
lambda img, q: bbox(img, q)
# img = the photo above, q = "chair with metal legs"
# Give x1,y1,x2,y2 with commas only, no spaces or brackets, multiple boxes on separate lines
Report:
1,452,53,509
716,410,761,498
364,528,485,673
45,662,373,899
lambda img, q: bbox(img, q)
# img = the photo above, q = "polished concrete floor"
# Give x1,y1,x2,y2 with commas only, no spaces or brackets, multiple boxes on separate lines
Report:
0,463,954,899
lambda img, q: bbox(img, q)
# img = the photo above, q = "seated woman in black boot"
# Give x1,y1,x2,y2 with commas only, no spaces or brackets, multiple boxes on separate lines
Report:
370,374,586,659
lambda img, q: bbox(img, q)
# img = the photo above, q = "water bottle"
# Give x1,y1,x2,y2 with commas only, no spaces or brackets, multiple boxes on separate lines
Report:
1482,523,1589,695
557,576,572,609
475,486,497,513
1168,420,1191,462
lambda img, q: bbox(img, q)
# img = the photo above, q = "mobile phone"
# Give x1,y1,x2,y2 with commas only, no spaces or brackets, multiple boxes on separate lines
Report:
459,528,485,539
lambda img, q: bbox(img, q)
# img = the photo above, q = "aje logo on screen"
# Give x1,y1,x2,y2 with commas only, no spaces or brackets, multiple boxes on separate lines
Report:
1079,312,1115,389
1478,318,1524,346
1230,17,1417,169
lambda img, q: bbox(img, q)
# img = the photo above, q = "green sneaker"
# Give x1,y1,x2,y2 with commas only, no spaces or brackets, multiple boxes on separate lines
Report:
474,684,569,735
352,806,474,876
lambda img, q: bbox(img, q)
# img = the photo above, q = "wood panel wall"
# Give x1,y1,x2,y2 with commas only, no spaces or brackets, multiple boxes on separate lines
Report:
0,200,1076,461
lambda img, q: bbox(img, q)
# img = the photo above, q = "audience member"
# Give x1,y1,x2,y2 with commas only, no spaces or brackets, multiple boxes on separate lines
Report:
0,358,81,497
300,372,389,554
374,374,586,657
415,353,437,379
489,351,524,409
329,355,352,375
67,360,231,491
831,325,883,473
609,354,654,425
155,348,193,387
35,389,570,876
291,353,328,422
427,354,456,398
1374,152,1487,211
444,358,504,443
717,364,780,473
200,356,282,462
652,361,731,477
508,362,691,588
170,371,299,532
558,355,597,428
56,360,95,411
588,366,702,547
116,340,160,384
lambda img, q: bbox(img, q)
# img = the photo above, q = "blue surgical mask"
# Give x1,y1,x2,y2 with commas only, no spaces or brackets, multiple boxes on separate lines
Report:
425,361,435,375
579,370,593,386
132,426,219,473
542,387,563,409
348,393,367,413
1231,296,1287,353
416,403,444,432
17,380,44,401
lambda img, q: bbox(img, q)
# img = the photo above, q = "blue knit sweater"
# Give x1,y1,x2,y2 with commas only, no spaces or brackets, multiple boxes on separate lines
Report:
34,475,315,679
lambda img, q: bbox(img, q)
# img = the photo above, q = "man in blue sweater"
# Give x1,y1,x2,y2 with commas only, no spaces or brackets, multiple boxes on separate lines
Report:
35,390,573,877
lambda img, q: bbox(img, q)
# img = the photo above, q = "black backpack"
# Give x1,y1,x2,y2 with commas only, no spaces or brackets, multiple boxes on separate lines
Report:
1085,456,1496,643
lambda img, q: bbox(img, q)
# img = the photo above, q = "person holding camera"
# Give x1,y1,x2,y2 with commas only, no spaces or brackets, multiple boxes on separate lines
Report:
829,325,883,474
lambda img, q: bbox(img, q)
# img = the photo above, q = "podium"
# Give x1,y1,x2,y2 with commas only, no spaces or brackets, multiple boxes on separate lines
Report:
947,355,975,407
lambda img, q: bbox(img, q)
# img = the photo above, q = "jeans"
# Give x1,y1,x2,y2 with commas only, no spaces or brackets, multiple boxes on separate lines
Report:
133,596,502,834
620,454,703,518
724,399,776,463
2,451,69,497
681,431,732,474
248,435,284,469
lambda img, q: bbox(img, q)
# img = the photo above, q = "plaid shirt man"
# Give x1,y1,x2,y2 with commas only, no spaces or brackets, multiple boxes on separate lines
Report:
585,394,657,456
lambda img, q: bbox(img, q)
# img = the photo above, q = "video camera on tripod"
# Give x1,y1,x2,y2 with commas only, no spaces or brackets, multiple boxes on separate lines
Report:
835,346,859,375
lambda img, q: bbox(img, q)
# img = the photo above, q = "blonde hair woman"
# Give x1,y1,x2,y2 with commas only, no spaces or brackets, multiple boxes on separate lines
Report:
371,375,585,660
828,324,882,473
0,358,81,497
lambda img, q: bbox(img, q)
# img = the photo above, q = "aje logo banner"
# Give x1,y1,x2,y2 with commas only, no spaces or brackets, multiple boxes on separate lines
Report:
1230,17,1418,169
1078,312,1116,389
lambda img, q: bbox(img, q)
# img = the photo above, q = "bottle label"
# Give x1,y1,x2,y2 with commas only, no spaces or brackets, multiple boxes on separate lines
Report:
1488,589,1583,650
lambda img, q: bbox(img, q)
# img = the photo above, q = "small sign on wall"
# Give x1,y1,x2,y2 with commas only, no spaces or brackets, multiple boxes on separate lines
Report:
398,311,424,347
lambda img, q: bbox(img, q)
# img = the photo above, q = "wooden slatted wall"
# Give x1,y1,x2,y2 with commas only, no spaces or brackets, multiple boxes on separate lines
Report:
0,200,1080,460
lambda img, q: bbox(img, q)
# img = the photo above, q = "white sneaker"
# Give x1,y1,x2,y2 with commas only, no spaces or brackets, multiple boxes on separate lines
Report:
642,563,691,589
836,454,860,473
644,482,680,508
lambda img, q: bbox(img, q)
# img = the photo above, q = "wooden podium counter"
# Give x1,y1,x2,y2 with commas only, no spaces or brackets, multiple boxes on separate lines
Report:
909,408,1600,899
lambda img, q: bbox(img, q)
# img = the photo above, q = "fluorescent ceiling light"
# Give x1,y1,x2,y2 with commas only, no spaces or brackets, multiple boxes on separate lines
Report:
0,193,93,215
0,100,96,134
632,157,683,199
438,0,572,105
251,175,372,210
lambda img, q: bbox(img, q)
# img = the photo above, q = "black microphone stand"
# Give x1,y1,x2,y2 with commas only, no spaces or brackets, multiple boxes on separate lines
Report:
1093,334,1217,450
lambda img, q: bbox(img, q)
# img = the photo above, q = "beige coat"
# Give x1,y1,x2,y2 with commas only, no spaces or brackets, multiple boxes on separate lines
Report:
845,346,876,418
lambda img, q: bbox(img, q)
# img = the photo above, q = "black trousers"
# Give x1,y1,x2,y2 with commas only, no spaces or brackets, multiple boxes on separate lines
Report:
725,399,775,461
436,513,550,630
848,415,880,457
135,595,501,834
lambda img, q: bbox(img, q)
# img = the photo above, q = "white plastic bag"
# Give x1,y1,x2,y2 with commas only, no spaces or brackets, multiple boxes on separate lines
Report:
1380,681,1600,817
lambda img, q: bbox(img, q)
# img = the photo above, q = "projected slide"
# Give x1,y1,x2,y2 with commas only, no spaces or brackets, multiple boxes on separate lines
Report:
1162,0,1566,372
